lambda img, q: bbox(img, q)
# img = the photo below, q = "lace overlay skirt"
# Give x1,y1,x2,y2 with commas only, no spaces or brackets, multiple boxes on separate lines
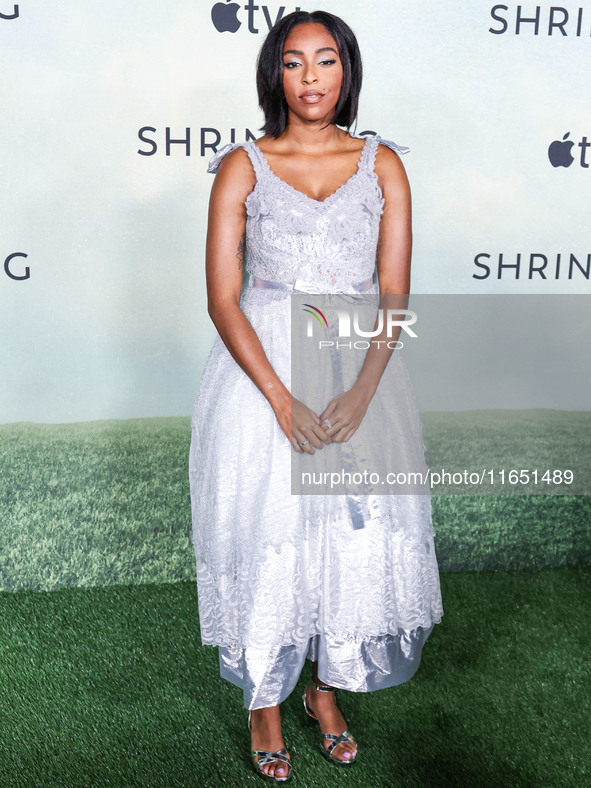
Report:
189,288,443,708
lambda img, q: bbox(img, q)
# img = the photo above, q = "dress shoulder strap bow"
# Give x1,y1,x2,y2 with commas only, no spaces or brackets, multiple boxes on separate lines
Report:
206,142,248,174
351,132,410,156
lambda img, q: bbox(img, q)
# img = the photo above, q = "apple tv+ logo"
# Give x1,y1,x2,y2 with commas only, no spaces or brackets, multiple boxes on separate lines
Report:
548,133,590,168
211,1,301,34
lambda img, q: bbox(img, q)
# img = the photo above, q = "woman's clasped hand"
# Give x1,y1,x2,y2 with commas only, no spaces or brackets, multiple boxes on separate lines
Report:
274,385,373,453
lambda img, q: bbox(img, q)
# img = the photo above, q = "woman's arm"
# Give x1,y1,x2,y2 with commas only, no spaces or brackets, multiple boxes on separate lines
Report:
354,143,413,394
206,147,329,452
320,144,412,441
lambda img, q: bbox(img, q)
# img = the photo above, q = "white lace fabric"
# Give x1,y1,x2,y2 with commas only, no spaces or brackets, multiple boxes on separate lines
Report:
189,133,443,670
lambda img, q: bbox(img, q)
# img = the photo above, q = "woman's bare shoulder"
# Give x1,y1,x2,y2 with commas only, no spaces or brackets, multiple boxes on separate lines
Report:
212,145,257,202
374,141,407,176
374,141,409,197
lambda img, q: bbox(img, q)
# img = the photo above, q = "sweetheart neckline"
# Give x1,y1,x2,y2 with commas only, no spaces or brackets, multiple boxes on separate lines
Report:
250,136,371,207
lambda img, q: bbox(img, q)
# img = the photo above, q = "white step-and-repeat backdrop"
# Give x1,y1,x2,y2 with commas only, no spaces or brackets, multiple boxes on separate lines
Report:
2,2,589,423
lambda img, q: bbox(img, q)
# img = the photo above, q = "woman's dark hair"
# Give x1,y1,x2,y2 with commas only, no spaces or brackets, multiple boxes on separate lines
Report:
256,10,363,138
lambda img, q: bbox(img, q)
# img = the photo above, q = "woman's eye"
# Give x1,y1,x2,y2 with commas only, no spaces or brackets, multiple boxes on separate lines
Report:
283,59,336,69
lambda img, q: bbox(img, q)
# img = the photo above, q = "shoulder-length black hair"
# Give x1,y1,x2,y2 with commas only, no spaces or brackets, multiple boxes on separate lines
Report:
256,10,363,139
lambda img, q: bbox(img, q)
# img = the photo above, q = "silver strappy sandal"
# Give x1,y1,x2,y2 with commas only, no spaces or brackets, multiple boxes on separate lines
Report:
302,682,358,766
248,710,293,783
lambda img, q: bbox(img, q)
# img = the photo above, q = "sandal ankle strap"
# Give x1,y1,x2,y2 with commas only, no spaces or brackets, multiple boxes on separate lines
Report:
310,682,335,692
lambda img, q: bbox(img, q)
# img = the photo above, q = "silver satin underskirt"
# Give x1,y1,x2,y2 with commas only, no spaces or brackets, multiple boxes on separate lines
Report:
218,625,434,710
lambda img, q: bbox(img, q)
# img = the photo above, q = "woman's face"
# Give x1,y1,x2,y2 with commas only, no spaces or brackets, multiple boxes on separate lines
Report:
281,22,344,125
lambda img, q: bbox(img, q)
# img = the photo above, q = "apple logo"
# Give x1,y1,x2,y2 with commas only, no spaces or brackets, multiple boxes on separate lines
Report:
548,132,575,168
211,1,241,33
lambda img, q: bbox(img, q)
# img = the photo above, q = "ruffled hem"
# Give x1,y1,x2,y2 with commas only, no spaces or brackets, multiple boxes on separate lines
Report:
218,624,436,709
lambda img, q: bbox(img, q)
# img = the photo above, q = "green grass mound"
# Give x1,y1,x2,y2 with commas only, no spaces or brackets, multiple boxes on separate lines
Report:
1,415,589,593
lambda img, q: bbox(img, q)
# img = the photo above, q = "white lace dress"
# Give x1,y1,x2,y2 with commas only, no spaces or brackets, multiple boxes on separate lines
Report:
189,133,443,709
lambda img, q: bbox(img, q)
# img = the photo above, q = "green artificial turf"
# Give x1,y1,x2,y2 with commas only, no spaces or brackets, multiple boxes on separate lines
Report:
1,568,590,787
1,416,590,593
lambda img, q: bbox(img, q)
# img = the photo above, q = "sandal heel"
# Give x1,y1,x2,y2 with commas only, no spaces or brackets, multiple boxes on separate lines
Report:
302,692,317,725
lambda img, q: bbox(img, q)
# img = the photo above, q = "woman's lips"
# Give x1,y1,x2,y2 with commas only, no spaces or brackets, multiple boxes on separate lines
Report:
300,92,323,103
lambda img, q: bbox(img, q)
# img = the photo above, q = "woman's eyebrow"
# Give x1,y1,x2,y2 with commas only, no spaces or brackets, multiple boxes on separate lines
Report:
282,47,338,56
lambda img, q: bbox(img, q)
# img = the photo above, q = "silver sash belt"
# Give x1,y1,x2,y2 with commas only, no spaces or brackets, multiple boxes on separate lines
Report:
247,274,375,294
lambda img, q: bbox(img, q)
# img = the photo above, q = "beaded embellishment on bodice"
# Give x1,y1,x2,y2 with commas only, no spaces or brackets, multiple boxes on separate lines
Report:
207,133,409,292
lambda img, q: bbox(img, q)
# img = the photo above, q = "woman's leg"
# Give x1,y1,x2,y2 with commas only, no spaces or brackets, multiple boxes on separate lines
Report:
250,704,291,778
306,661,358,762
219,643,306,778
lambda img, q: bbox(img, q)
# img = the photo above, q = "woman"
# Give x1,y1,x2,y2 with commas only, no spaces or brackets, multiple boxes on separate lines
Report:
189,10,443,782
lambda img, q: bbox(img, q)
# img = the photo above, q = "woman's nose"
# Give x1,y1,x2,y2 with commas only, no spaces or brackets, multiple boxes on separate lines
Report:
302,65,318,84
